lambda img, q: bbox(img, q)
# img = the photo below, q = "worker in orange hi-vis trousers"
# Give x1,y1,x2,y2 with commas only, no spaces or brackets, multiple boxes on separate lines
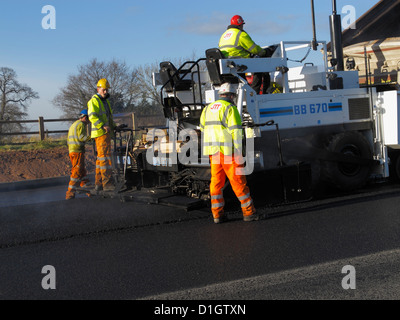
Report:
199,82,258,224
65,109,92,200
87,78,116,193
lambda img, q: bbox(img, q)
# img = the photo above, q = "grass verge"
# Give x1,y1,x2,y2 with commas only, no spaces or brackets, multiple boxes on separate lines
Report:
0,137,67,151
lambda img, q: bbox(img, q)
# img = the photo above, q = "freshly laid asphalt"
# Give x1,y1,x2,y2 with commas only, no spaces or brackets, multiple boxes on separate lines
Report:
3,177,400,300
0,176,214,248
2,175,400,251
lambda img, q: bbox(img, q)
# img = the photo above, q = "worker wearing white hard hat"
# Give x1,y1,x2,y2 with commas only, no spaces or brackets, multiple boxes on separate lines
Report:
200,82,258,223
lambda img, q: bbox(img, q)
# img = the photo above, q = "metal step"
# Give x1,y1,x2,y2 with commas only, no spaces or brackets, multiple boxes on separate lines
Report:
120,189,205,211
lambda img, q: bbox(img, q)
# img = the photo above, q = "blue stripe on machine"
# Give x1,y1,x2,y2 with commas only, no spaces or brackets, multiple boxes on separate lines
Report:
328,103,342,111
260,107,293,117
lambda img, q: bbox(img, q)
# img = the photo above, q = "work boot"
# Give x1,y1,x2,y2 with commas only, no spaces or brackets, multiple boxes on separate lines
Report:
103,185,115,192
213,215,228,224
81,181,93,187
77,184,93,192
102,185,115,195
243,214,260,222
90,185,103,196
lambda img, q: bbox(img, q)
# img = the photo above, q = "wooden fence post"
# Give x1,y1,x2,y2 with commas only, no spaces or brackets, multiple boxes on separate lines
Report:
38,117,45,141
132,113,136,131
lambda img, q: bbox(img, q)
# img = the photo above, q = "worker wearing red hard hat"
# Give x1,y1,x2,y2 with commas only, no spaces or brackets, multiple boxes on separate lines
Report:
219,15,266,58
219,15,270,94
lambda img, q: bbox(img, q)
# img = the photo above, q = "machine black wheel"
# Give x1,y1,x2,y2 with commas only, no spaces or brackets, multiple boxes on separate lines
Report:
321,132,372,191
388,152,400,181
395,155,400,181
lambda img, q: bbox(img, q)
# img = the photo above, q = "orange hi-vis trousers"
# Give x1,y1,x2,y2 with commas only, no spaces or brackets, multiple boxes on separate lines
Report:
95,133,113,189
209,152,256,219
66,152,89,199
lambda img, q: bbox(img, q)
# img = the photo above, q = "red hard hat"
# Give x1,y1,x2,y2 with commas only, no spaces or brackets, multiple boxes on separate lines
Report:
231,15,245,26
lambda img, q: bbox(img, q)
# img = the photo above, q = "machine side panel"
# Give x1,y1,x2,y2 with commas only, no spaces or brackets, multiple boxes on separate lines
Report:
250,89,372,131
380,90,400,145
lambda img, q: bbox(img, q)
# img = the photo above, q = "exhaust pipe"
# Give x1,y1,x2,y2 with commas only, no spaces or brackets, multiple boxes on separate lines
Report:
310,0,318,50
329,0,344,71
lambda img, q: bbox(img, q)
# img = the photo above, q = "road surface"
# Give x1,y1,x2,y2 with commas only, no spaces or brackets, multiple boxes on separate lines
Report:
1,180,400,303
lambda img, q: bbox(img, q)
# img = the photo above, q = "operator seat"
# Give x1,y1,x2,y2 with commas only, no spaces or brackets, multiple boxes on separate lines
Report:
159,61,193,92
205,48,239,85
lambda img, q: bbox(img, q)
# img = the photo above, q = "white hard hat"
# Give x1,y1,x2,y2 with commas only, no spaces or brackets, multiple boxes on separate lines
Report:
218,83,236,95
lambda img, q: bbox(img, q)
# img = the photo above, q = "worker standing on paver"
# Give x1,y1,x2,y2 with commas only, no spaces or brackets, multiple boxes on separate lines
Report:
218,15,269,94
87,78,116,193
65,109,91,200
200,82,258,223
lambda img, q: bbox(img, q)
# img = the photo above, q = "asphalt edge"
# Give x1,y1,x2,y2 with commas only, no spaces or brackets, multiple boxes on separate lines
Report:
0,176,69,192
0,174,96,192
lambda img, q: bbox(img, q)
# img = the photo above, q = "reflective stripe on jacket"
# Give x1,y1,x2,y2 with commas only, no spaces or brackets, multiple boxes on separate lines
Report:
218,26,265,58
199,99,243,156
67,119,90,153
88,94,115,138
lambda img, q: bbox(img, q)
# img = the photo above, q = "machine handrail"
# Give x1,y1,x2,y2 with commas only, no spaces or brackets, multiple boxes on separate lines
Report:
160,58,206,116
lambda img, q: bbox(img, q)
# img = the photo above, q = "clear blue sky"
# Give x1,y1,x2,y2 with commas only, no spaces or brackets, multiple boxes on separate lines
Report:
0,0,379,128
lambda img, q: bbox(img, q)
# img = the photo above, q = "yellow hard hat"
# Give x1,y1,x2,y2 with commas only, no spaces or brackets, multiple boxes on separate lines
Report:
97,78,110,89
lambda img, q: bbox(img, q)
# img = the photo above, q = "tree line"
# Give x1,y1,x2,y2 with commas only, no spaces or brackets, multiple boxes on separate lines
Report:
52,58,164,118
0,57,195,139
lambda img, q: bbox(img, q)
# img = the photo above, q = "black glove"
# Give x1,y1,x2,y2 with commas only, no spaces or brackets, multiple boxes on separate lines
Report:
115,124,128,132
258,49,268,57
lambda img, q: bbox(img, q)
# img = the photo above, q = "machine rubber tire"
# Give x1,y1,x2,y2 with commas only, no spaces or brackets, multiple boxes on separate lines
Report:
321,132,372,191
395,155,400,181
389,152,400,181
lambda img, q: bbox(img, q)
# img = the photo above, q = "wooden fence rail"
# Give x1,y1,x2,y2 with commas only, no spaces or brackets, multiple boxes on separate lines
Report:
0,117,75,140
0,113,166,141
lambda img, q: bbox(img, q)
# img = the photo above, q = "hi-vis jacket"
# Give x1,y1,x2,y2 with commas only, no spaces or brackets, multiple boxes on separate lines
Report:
67,120,90,153
88,94,115,138
200,99,243,156
218,26,265,58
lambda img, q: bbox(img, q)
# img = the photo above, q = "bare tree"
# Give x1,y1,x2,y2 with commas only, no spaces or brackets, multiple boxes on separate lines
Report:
0,67,39,135
53,58,141,118
136,62,163,106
